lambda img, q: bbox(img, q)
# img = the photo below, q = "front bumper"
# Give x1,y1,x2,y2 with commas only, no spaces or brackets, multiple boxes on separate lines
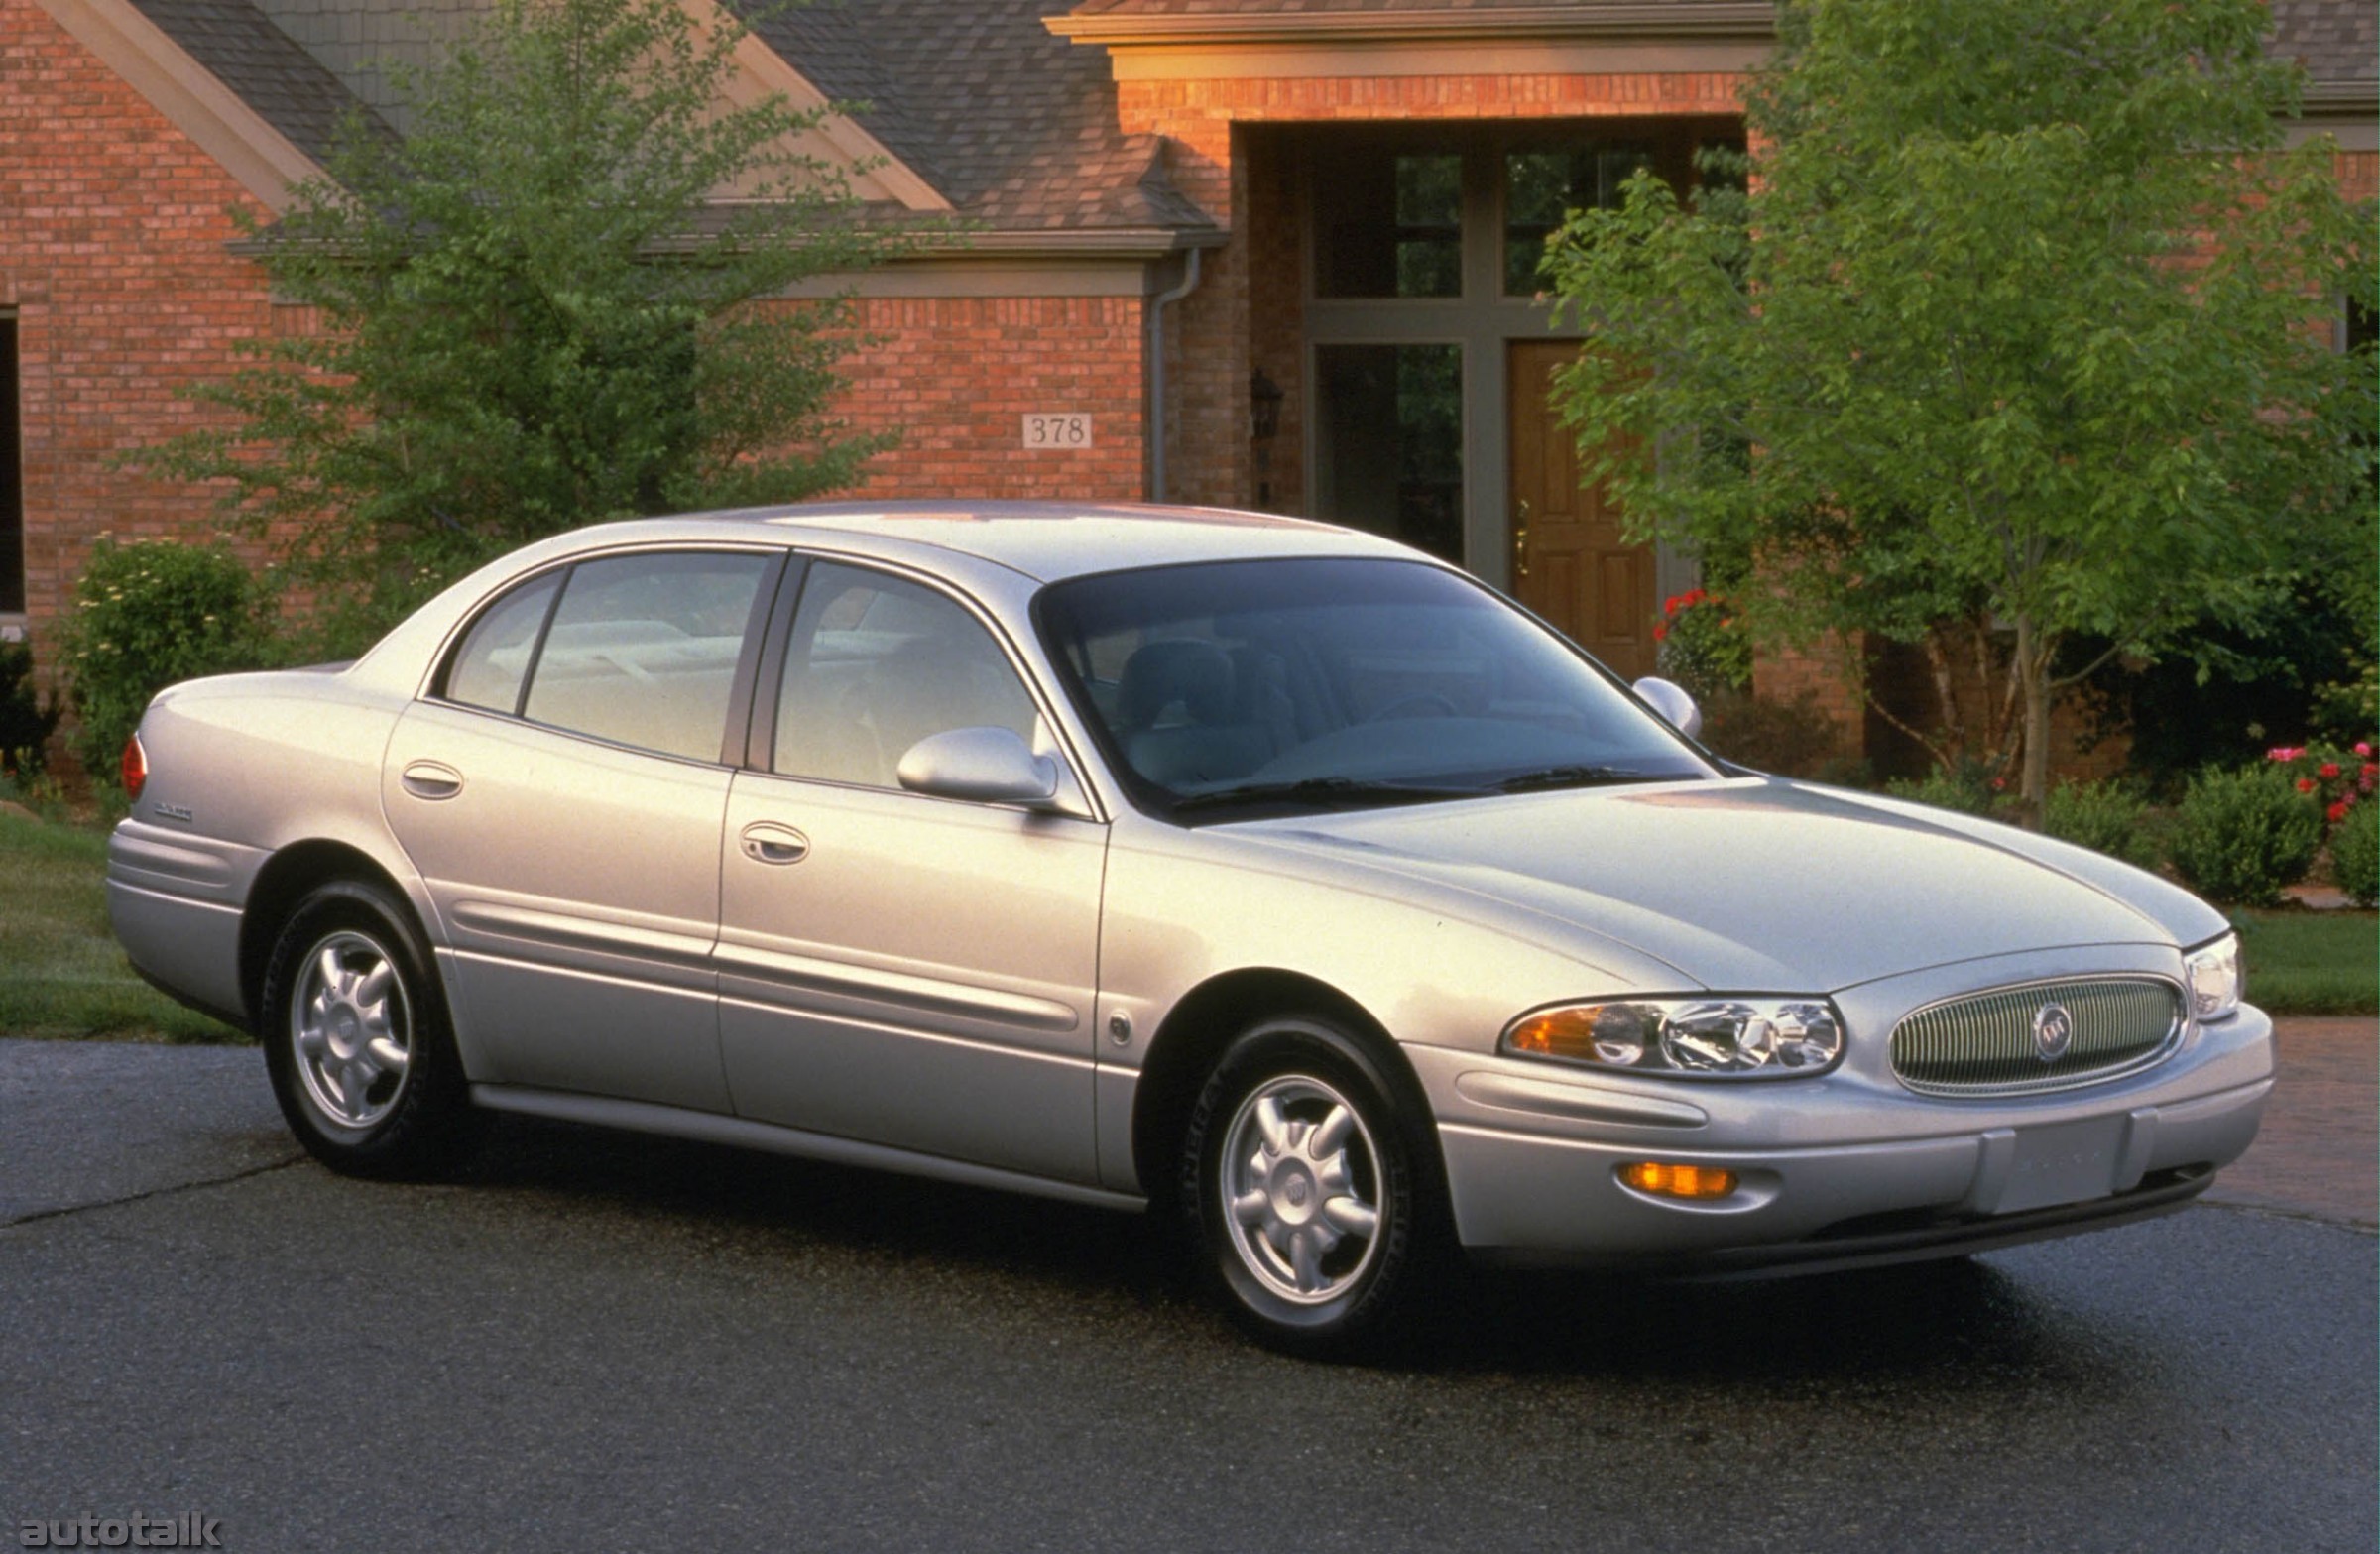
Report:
1410,971,2274,1273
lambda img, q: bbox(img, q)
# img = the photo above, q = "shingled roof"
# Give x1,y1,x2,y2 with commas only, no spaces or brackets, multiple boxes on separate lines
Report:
726,0,1211,232
127,0,390,165
2269,0,2377,88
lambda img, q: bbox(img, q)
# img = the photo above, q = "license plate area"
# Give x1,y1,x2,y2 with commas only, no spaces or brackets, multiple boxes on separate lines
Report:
1998,1116,2125,1214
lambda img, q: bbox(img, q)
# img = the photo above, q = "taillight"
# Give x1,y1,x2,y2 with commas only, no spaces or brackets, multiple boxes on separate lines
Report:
121,732,148,801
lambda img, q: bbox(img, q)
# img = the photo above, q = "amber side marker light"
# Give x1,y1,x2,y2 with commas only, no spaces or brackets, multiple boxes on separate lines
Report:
1619,1161,1738,1201
121,732,148,803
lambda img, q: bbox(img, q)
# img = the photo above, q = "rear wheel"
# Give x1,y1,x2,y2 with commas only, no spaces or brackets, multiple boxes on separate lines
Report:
1182,1016,1446,1357
261,879,478,1178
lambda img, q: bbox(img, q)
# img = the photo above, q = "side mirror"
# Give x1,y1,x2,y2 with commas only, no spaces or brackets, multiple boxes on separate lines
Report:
1631,675,1704,740
896,726,1061,807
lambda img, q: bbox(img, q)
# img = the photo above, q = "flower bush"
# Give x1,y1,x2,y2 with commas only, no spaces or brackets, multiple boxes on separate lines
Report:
1652,587,1751,704
2166,764,2323,907
2329,798,2379,908
2263,741,2375,827
57,538,275,792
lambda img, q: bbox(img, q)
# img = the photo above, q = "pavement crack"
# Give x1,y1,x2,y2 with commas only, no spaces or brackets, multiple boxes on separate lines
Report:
1,1153,307,1230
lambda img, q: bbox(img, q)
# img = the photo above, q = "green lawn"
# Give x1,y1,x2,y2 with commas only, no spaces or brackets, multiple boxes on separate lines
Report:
2234,907,2379,1017
0,804,244,1042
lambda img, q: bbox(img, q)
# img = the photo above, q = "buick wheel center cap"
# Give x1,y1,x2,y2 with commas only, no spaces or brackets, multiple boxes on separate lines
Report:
2033,1002,2075,1062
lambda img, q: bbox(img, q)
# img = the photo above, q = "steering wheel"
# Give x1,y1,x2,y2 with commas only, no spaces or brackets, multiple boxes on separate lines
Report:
1359,692,1460,724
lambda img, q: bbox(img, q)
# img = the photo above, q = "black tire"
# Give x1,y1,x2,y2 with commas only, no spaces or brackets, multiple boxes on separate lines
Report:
1181,1016,1448,1358
260,878,480,1179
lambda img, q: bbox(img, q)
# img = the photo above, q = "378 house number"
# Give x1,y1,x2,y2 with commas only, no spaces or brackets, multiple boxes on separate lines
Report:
1022,413,1092,450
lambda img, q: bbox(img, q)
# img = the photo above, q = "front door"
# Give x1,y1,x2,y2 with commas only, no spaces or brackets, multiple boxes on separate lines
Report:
715,560,1106,1184
1506,340,1659,678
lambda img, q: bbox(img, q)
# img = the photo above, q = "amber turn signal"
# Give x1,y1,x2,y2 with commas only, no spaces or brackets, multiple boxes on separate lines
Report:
1619,1160,1738,1200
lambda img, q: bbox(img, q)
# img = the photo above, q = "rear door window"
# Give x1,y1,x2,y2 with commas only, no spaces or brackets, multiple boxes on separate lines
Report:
515,551,772,762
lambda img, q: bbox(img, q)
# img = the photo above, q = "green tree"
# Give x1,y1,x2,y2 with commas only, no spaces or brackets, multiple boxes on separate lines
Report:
1542,0,2375,816
144,0,900,650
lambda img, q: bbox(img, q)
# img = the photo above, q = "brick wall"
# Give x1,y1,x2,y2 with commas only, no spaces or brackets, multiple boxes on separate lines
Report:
0,0,278,656
827,295,1147,504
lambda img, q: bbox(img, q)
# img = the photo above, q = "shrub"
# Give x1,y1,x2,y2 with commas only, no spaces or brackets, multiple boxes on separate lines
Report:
1653,588,1751,704
1697,689,1844,777
57,538,273,790
1880,762,2002,817
0,638,61,777
2166,764,2322,906
2042,778,2158,868
2329,800,2379,908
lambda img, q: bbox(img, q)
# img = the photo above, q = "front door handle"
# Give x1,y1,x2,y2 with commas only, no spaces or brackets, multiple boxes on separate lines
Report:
739,822,809,866
400,761,463,800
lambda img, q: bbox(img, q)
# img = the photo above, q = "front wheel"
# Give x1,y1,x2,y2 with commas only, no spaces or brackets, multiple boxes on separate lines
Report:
1182,1017,1446,1357
261,879,478,1178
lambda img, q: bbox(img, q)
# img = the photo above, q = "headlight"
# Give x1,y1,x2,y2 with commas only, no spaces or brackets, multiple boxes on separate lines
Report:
2183,934,2242,1022
1503,997,1844,1078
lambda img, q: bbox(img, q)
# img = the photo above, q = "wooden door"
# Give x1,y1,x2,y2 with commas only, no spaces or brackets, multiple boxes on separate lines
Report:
1507,340,1658,679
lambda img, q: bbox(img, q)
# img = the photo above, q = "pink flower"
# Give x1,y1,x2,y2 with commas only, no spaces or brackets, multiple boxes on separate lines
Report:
2357,742,2373,758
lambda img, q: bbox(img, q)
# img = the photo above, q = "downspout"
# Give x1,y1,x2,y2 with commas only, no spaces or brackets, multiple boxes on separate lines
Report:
1144,247,1202,504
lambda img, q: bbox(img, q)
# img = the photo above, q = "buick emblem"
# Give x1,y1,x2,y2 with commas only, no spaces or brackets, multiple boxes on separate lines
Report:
2032,1002,2075,1063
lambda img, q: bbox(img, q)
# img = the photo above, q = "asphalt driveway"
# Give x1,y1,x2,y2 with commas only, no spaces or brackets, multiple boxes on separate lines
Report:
2,1033,2372,1553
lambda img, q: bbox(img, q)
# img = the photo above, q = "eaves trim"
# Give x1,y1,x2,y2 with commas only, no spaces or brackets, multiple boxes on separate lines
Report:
35,0,321,212
1047,4,1777,46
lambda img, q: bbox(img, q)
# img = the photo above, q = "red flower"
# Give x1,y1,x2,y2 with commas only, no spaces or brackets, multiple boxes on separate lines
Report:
2362,763,2377,777
1989,777,2006,791
1662,595,1680,615
2328,801,2350,824
2320,762,2341,779
1651,623,1668,642
2297,777,2318,793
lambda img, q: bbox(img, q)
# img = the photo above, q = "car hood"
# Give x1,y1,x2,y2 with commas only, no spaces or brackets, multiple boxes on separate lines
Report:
1236,777,2189,993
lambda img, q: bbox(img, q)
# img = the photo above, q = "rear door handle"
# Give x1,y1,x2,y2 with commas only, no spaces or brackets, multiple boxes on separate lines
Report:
400,761,464,800
739,822,809,866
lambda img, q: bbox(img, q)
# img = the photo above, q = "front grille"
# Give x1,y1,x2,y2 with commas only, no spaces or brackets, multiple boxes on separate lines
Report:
1889,978,2182,1097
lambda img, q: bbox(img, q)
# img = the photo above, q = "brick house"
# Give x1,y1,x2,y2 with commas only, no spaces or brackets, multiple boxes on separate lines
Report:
4,0,2372,760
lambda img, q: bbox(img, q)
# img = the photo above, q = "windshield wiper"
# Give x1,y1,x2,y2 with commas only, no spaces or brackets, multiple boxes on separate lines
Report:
1488,765,1691,794
1169,777,1472,816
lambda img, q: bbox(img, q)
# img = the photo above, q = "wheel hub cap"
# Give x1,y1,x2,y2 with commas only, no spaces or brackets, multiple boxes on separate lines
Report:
1221,1075,1386,1305
292,930,413,1131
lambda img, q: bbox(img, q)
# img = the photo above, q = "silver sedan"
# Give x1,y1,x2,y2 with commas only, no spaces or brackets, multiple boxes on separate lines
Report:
108,502,2271,1354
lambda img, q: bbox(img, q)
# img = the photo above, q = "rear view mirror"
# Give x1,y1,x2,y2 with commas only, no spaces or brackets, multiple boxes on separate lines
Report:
1631,676,1704,740
896,726,1061,807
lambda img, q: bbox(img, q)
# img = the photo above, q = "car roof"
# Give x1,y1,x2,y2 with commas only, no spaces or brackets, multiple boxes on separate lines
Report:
723,499,1422,583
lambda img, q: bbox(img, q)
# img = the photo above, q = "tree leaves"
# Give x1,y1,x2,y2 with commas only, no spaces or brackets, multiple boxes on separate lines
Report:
1541,0,2376,805
136,0,905,650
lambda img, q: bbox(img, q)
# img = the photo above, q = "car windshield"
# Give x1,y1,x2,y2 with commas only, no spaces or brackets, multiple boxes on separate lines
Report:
1033,556,1714,819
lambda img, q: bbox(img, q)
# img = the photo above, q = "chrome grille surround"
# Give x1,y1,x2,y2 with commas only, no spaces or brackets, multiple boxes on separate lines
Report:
1889,977,2184,1098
